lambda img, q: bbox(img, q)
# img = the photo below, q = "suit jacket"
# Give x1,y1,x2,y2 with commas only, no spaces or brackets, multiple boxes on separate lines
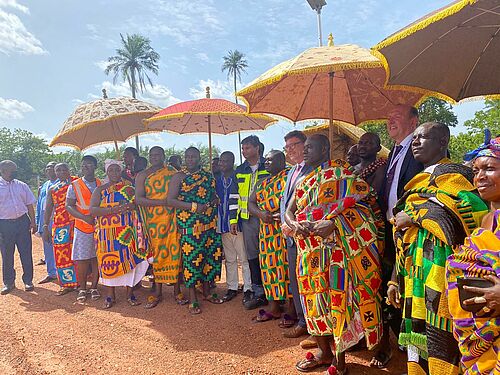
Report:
378,145,424,215
280,163,312,247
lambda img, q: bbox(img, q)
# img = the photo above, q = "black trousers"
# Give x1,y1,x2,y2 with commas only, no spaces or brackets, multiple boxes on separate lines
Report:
0,214,33,286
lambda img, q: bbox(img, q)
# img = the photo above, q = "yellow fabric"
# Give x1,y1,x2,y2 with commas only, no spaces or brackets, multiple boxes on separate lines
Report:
140,166,181,283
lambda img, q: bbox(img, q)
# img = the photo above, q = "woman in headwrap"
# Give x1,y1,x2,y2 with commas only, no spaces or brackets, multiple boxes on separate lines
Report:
90,159,149,308
446,132,500,375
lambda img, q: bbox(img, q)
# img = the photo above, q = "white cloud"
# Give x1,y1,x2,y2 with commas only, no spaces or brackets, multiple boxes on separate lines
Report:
87,81,181,108
124,0,225,46
0,1,47,55
195,52,211,63
94,60,109,71
189,79,236,101
0,97,34,120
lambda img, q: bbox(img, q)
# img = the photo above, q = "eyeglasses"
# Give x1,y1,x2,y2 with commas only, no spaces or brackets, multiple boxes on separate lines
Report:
284,141,304,151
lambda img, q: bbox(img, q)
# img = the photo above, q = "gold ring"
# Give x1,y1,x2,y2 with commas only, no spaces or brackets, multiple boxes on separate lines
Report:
474,296,487,304
482,306,491,313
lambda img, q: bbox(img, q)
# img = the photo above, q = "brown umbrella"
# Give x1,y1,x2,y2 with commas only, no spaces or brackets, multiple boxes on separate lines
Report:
372,0,500,102
50,92,162,154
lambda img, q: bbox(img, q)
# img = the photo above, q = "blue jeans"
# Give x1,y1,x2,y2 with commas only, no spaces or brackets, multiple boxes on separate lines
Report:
0,215,33,286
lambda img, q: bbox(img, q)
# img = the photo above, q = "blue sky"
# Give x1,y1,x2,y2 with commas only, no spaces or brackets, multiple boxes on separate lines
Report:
0,0,484,159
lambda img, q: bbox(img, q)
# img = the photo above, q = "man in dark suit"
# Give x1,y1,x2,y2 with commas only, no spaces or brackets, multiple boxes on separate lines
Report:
280,130,312,339
370,104,424,368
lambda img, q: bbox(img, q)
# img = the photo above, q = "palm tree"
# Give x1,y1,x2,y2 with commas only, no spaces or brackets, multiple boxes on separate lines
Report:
105,33,160,149
222,50,248,162
222,50,248,104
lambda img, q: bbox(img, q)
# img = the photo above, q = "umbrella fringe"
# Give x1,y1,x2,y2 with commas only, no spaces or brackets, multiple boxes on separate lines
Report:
51,111,160,146
237,61,381,96
372,0,478,51
144,111,276,124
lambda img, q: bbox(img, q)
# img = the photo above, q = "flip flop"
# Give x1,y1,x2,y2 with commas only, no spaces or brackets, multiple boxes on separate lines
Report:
203,293,224,304
188,302,201,315
103,297,115,309
89,288,101,301
252,309,281,323
145,295,162,309
127,295,141,306
278,314,297,328
296,352,331,372
76,289,87,303
369,351,392,369
175,293,189,305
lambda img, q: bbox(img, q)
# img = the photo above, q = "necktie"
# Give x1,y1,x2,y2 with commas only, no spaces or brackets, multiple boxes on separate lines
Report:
384,145,403,205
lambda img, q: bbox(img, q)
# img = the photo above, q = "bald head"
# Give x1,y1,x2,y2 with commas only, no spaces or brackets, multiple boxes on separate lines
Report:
412,122,450,167
264,150,286,175
358,132,382,161
304,134,330,167
0,160,17,181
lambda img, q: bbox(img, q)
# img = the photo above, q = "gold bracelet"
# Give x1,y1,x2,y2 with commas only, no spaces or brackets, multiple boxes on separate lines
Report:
191,202,198,213
387,281,398,288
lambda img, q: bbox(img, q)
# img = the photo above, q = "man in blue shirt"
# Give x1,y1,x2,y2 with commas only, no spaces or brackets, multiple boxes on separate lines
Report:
35,162,58,284
216,151,251,302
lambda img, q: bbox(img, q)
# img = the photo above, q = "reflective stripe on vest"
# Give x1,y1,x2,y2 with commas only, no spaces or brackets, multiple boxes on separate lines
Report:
235,169,269,220
72,178,101,233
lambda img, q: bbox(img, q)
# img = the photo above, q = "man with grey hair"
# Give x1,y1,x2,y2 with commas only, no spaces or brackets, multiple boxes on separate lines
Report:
0,160,37,295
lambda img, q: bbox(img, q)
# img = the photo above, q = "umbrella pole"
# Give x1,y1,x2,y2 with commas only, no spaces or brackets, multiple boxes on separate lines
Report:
328,71,334,159
135,136,139,152
208,115,213,171
114,140,120,159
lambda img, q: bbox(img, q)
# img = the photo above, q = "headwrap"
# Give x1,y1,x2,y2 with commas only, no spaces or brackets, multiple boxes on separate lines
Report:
104,159,123,172
463,129,500,161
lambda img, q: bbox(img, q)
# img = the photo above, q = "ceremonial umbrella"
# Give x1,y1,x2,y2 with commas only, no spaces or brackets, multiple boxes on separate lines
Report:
372,0,500,102
144,87,277,163
50,92,162,155
237,35,425,154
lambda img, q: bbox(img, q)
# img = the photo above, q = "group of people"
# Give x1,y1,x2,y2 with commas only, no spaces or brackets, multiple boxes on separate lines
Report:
0,103,498,375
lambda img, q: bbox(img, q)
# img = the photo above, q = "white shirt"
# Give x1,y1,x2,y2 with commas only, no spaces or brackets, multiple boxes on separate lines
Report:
386,133,413,220
0,177,36,219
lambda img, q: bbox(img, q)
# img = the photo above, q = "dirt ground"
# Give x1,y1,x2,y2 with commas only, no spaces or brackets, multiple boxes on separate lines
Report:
0,237,406,375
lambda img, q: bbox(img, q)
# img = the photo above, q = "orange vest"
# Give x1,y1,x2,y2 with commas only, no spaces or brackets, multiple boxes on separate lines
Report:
72,177,101,233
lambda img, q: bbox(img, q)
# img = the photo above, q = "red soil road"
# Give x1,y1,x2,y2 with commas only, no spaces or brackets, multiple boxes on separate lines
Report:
0,237,406,375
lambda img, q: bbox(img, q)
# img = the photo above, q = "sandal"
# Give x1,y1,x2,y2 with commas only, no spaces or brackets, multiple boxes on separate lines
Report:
252,309,281,323
56,287,75,296
278,314,297,328
89,288,101,301
127,295,141,306
203,293,224,304
188,302,201,315
145,295,162,309
369,351,392,369
175,293,189,305
76,289,87,303
326,365,349,375
103,296,114,309
296,352,332,373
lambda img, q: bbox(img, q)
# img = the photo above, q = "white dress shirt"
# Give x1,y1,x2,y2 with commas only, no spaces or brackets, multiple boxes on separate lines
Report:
386,133,413,220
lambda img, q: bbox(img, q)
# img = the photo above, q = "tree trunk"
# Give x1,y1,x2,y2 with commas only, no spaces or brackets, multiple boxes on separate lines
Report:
130,69,139,150
233,71,242,164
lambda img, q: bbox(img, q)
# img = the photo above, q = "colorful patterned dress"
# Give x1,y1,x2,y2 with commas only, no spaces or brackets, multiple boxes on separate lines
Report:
51,177,78,287
294,160,382,352
256,169,291,301
96,181,149,287
446,209,500,375
139,166,181,284
177,168,222,288
393,161,488,375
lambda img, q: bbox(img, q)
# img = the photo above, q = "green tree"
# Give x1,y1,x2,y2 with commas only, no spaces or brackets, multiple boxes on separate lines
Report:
449,99,500,162
221,50,248,104
418,97,458,127
104,33,160,149
0,127,53,189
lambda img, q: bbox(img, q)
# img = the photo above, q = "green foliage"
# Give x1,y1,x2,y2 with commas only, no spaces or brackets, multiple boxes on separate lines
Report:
418,97,458,127
448,99,500,162
104,33,160,98
0,128,53,190
221,50,248,102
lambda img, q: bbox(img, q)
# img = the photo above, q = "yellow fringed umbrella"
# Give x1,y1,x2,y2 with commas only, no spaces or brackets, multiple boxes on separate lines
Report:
237,35,425,155
372,0,500,103
50,93,161,155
